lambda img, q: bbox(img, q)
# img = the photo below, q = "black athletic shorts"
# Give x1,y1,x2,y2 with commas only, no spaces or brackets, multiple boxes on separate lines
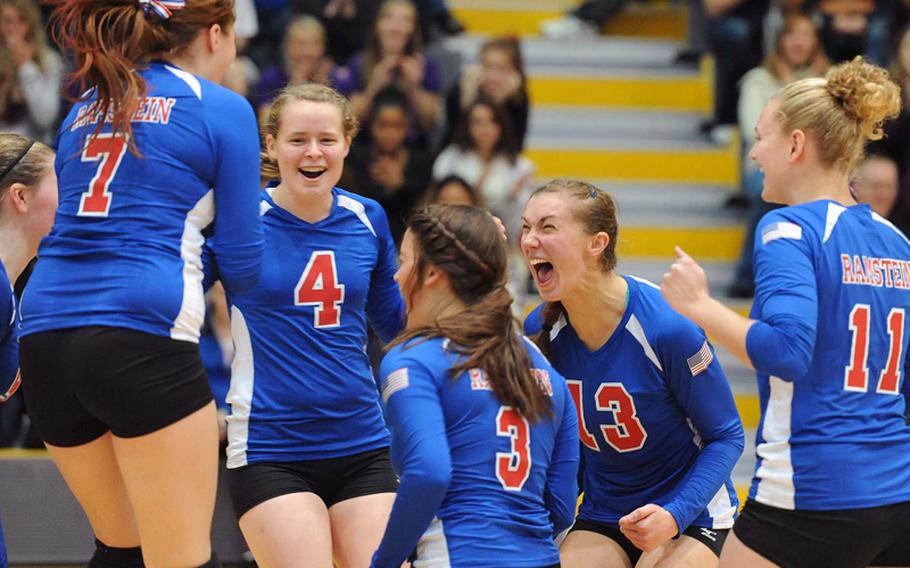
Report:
20,326,213,447
570,517,728,564
734,498,910,568
226,446,399,518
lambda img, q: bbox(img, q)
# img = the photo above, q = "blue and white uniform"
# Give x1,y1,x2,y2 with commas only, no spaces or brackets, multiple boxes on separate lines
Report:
20,61,263,341
206,185,405,467
746,201,910,510
372,337,579,568
526,276,743,534
0,261,16,394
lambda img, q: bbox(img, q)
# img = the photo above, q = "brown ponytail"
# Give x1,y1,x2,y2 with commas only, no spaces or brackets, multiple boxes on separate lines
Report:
46,0,235,152
390,205,552,422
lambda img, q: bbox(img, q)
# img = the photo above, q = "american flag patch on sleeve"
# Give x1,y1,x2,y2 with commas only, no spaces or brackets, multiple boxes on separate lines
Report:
686,341,714,377
381,367,410,403
761,221,802,245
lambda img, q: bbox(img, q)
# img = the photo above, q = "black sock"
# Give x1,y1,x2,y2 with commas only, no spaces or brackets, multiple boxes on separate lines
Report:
87,539,144,568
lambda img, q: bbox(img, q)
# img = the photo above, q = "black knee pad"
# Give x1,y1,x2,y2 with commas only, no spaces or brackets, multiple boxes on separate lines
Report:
195,553,221,568
87,539,144,568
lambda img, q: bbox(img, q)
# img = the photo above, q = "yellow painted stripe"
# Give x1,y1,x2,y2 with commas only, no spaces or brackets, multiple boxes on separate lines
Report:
452,6,685,39
0,449,49,458
529,76,710,113
527,147,739,185
735,393,760,429
736,484,750,509
619,226,743,261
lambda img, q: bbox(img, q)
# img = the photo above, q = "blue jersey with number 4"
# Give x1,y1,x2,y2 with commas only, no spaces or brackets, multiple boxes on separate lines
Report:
372,337,579,568
525,276,743,533
20,61,263,342
208,186,405,466
746,201,910,510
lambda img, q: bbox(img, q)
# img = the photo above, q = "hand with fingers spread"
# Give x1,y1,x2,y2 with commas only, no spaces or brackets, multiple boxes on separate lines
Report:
618,503,679,553
660,246,711,321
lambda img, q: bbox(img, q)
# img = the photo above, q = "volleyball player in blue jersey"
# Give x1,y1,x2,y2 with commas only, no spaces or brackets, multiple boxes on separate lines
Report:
372,204,579,568
0,133,57,568
16,2,263,566
663,57,910,568
521,179,744,568
202,84,405,568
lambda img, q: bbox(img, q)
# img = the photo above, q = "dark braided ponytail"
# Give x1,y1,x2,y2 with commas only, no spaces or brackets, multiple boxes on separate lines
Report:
390,204,552,422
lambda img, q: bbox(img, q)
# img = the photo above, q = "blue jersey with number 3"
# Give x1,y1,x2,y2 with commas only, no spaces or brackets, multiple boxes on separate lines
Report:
20,62,263,342
525,276,743,533
746,201,910,510
372,336,579,568
209,186,405,466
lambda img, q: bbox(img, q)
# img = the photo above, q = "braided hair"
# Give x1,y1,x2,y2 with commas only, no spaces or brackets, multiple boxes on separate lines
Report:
390,204,552,422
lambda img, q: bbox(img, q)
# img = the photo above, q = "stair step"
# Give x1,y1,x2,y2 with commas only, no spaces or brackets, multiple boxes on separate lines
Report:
450,2,685,40
618,226,743,261
444,35,685,71
529,107,708,147
527,144,739,185
529,74,710,112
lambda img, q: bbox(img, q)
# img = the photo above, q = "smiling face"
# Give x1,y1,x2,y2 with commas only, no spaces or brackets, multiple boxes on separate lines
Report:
749,98,795,204
521,192,600,301
266,100,350,197
376,1,416,56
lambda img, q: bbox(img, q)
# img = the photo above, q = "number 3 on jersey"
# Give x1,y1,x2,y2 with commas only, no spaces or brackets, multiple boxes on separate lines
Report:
78,133,128,217
496,406,531,491
295,251,345,328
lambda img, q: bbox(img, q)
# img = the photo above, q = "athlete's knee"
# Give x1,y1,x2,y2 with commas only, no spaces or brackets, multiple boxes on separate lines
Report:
87,539,143,568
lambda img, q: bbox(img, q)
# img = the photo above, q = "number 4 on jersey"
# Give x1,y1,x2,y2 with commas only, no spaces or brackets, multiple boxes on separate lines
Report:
78,133,128,217
295,251,345,328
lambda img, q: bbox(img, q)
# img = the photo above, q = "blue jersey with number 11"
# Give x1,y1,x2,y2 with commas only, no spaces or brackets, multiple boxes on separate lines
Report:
746,201,910,511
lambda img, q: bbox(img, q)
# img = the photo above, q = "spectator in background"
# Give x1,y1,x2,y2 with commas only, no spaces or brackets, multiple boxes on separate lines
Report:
539,0,628,39
432,97,534,237
343,86,432,243
853,153,899,218
444,37,529,152
333,0,441,144
817,0,889,65
729,12,827,297
255,15,334,120
0,0,63,144
871,23,910,234
704,0,769,132
426,174,478,206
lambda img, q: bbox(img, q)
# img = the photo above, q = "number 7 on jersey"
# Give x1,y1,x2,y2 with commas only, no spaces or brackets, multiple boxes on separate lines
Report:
78,133,128,217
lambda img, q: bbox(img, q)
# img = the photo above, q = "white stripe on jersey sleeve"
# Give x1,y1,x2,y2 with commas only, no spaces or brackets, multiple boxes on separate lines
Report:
170,189,214,342
414,517,452,568
823,202,846,243
761,221,802,245
706,483,736,529
625,314,663,372
225,306,255,469
337,195,377,237
754,376,795,509
165,65,202,99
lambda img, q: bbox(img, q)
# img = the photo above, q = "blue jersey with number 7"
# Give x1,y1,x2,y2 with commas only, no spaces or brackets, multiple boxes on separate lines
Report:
21,61,263,342
205,185,405,466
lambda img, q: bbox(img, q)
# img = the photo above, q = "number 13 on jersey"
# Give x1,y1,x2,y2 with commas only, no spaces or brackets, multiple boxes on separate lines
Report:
295,251,345,328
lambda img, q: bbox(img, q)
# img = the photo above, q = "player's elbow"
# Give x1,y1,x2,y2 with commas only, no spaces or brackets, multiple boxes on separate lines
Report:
406,455,452,499
747,319,814,380
218,254,262,293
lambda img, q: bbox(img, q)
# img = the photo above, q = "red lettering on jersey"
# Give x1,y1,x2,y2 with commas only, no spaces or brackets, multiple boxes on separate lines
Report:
845,304,871,392
151,98,176,124
294,251,345,328
596,383,648,452
870,258,883,287
878,308,905,394
566,380,600,451
881,259,895,288
495,407,532,491
842,254,856,284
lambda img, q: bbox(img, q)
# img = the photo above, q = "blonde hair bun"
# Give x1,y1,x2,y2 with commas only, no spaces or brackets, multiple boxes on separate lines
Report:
825,56,901,141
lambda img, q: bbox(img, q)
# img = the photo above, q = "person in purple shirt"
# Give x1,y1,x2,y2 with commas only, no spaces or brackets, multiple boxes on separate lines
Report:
332,0,441,145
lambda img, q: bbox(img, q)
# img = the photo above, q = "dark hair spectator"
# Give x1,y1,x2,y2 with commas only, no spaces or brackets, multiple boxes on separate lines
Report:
426,174,479,207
